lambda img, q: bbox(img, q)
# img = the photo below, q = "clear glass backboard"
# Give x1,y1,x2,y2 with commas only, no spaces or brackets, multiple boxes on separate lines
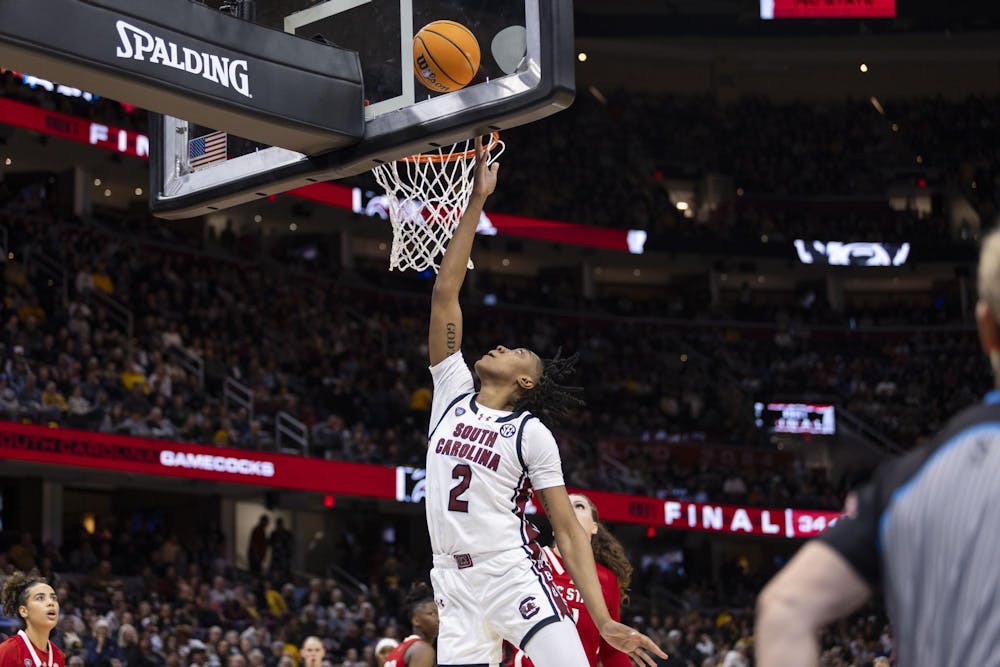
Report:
152,0,574,218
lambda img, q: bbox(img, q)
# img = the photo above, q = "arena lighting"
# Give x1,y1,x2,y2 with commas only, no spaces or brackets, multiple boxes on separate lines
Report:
794,240,911,267
587,85,607,104
19,72,98,102
577,52,587,62
675,201,689,211
860,63,869,73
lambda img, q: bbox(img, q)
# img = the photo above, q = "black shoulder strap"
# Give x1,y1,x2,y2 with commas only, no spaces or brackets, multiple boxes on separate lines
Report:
514,413,537,471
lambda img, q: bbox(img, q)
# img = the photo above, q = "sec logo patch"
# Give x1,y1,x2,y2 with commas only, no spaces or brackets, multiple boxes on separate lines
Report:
455,407,466,417
500,423,516,438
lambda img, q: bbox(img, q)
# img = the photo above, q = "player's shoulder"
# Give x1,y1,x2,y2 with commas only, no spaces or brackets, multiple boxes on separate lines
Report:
0,636,22,660
403,636,433,659
430,351,468,373
52,639,66,663
521,414,555,438
595,561,618,586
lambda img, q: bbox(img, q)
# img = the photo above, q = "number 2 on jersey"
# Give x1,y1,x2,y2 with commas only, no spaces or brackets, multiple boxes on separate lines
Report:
448,464,472,512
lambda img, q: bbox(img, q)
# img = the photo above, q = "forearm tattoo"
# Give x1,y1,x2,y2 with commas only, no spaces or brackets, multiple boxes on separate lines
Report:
538,492,551,516
446,322,457,351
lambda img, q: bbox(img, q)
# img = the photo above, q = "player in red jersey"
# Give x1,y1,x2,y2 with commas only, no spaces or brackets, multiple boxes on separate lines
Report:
505,494,633,667
383,583,437,667
0,570,64,667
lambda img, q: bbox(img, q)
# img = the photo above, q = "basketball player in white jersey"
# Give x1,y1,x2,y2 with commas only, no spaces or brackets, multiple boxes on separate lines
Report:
425,137,666,667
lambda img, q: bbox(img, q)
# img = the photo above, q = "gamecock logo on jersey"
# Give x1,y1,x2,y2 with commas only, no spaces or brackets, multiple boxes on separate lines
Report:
519,596,540,620
500,423,516,438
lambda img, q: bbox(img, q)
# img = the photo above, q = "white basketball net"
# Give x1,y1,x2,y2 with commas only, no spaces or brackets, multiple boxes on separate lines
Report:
372,136,505,272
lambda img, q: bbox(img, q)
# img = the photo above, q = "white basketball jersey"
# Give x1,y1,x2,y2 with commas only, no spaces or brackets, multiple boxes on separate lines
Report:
426,352,565,558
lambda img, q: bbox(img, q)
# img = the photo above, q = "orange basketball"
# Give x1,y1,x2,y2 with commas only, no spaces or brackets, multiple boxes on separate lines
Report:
413,20,481,93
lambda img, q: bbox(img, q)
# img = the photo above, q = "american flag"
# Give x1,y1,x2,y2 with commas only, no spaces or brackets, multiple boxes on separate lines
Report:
188,131,227,169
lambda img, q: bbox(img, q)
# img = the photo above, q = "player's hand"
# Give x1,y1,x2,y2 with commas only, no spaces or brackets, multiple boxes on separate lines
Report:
472,135,499,198
599,620,668,667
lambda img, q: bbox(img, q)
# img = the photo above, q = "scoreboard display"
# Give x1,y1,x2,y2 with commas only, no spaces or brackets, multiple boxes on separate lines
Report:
761,0,896,19
755,402,837,436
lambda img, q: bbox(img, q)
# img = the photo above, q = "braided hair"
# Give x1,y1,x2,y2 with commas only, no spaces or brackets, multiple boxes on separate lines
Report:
511,349,585,424
1,569,48,623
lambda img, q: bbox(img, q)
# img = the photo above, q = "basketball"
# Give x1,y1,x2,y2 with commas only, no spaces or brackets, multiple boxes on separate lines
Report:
413,20,481,93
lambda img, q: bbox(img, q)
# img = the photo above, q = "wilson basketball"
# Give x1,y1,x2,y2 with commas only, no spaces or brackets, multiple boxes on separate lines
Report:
413,20,481,93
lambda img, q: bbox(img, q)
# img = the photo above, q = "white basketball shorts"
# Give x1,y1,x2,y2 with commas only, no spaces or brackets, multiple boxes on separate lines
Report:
431,546,580,666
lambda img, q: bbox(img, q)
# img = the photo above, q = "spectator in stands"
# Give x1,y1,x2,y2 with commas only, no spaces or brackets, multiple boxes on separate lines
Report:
85,619,120,667
7,533,39,572
373,638,398,667
299,637,324,667
722,640,749,667
268,520,292,581
247,517,269,576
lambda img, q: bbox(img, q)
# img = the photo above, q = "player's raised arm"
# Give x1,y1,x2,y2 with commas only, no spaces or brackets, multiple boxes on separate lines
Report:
537,486,668,667
428,136,499,366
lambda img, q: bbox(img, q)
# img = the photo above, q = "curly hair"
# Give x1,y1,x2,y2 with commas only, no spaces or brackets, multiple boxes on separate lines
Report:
577,495,633,606
403,581,435,620
510,349,585,425
1,569,48,621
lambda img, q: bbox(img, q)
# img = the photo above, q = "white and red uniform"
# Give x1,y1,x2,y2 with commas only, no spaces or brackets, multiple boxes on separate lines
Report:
427,352,577,665
0,632,65,667
504,547,631,667
382,635,426,667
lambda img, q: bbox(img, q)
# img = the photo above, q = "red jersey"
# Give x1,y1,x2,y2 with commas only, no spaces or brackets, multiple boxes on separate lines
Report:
505,547,631,667
382,635,427,667
0,633,65,667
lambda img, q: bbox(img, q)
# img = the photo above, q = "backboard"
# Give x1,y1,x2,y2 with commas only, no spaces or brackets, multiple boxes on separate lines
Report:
151,0,575,219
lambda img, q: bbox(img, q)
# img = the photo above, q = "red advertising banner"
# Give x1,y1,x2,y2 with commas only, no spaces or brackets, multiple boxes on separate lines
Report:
0,422,839,537
395,467,840,537
570,490,839,538
286,182,645,254
0,421,395,499
761,0,896,19
482,211,645,254
0,98,149,159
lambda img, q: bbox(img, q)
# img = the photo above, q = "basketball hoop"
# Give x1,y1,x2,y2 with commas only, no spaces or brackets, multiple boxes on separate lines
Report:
372,132,504,272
